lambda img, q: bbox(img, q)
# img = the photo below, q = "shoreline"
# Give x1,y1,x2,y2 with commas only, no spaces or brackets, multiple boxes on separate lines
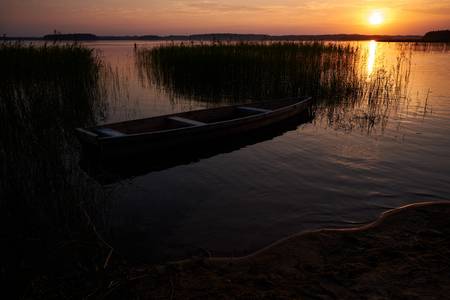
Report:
109,201,450,299
173,201,450,264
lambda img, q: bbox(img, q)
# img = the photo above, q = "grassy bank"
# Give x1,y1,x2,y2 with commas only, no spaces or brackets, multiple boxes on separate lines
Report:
0,43,112,298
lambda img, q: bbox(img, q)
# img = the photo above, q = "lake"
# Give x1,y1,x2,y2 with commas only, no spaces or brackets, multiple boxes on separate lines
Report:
84,41,450,262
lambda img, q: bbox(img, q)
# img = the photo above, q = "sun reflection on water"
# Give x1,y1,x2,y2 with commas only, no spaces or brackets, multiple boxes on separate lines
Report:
367,40,377,75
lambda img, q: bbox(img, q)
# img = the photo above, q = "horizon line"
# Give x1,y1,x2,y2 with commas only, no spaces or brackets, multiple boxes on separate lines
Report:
3,31,435,38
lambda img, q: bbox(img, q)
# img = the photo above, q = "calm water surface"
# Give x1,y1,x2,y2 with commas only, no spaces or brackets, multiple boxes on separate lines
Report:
86,41,450,262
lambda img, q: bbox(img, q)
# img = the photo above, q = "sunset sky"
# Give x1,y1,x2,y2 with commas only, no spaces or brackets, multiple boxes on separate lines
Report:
1,0,449,36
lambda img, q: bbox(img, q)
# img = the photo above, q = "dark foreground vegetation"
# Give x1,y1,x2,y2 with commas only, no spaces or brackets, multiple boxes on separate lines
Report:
0,43,116,298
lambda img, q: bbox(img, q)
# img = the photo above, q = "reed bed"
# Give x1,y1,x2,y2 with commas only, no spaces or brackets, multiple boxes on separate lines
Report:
0,42,106,226
137,41,413,133
320,45,413,134
0,42,111,297
396,42,450,53
137,42,360,102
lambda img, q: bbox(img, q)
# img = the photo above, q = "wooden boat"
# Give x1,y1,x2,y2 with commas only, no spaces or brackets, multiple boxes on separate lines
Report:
76,97,312,158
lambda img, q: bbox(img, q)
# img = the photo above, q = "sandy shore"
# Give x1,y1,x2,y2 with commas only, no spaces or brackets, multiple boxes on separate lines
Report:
110,201,450,299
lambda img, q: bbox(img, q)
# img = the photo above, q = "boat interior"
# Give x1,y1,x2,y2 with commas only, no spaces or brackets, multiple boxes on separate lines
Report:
92,98,303,137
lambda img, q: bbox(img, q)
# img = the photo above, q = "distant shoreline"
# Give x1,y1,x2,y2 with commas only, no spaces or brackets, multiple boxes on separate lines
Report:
0,33,430,42
2,30,449,42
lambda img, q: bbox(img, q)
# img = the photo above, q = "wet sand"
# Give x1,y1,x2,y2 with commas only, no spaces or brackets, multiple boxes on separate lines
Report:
111,201,450,299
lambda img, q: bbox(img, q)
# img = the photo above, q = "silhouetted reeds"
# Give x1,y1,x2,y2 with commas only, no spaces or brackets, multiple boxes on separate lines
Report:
319,43,414,134
397,41,450,53
0,42,111,297
136,42,360,102
137,41,414,133
0,42,107,223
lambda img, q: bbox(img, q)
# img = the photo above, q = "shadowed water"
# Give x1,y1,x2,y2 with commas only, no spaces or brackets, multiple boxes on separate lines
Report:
84,41,449,262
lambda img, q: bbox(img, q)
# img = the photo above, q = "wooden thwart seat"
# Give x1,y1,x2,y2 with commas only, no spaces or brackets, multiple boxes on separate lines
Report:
168,116,206,126
237,106,272,114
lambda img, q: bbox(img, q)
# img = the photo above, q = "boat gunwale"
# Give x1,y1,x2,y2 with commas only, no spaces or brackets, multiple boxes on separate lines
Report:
77,97,312,142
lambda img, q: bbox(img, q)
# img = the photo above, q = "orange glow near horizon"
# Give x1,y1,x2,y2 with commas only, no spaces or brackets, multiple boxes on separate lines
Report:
0,1,449,36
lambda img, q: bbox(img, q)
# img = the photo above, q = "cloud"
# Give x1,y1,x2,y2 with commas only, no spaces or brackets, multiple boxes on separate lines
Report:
165,0,275,15
404,5,450,16
182,1,268,13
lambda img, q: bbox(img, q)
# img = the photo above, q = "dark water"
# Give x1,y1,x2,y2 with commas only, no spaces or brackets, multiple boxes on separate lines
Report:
86,41,450,262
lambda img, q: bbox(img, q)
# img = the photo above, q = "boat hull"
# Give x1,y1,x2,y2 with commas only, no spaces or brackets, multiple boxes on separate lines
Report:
78,97,312,159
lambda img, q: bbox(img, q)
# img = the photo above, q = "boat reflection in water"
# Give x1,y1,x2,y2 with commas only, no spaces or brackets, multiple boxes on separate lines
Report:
80,98,315,184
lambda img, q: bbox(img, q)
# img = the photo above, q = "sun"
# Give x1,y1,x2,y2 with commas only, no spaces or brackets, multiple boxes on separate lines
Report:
368,10,384,25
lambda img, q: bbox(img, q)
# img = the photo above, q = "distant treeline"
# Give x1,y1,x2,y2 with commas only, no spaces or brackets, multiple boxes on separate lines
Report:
423,30,450,42
2,30,449,42
12,33,424,42
43,33,98,40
